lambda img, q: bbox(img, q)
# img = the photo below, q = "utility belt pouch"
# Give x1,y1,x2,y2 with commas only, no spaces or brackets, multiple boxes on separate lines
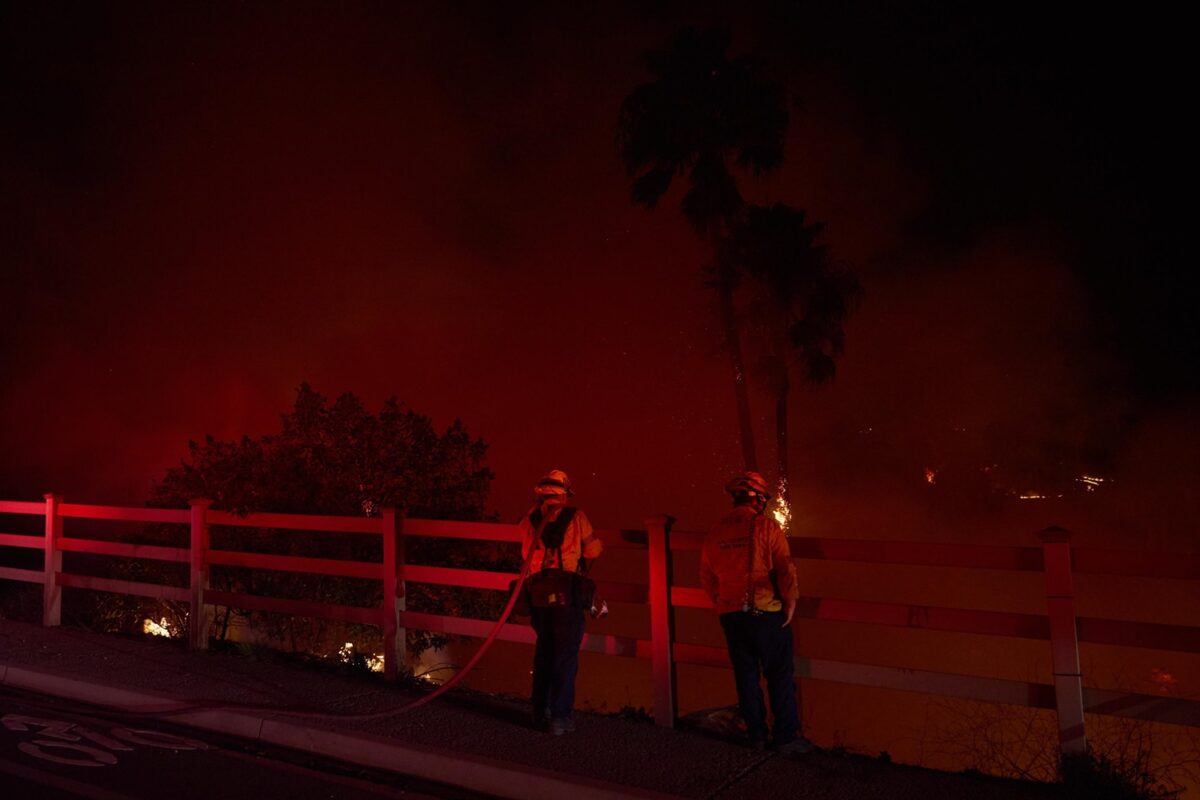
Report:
527,569,594,609
527,569,573,608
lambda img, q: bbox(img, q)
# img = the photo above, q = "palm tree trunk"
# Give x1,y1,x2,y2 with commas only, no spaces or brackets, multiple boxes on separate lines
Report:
718,281,758,471
774,370,791,522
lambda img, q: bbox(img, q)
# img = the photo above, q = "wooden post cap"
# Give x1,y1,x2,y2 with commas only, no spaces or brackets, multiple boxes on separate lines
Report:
1037,525,1072,543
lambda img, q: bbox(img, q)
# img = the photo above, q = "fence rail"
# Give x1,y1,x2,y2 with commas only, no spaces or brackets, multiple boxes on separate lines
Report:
2,494,1199,756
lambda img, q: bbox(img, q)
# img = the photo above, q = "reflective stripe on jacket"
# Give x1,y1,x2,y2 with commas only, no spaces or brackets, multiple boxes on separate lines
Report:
519,504,603,573
699,505,798,614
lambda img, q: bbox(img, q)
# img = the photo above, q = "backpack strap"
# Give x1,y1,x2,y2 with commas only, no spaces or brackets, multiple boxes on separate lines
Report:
539,506,577,570
525,510,550,568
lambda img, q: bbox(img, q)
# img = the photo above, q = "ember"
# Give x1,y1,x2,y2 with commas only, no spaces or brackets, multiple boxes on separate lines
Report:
770,477,793,533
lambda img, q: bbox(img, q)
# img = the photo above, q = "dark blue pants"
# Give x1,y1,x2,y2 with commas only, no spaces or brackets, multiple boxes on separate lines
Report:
719,610,799,743
530,605,586,719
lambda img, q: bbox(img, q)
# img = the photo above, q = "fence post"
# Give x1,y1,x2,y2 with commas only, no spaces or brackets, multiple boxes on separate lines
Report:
42,493,62,627
188,499,212,650
647,514,678,728
1038,525,1087,757
382,508,406,682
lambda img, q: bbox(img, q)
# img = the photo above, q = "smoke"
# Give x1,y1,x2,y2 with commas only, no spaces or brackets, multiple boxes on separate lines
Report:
1,4,1192,543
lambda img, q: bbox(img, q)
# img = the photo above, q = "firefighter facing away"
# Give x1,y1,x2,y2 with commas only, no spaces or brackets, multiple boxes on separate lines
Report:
518,469,603,734
700,471,813,753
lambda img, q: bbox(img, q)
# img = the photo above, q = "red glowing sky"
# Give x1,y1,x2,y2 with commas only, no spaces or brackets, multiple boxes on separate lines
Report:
3,4,1195,533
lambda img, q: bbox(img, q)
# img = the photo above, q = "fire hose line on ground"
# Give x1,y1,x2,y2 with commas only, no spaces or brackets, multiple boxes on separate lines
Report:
65,556,537,722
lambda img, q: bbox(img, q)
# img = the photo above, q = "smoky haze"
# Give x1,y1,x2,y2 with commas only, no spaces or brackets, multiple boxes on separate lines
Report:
1,3,1193,541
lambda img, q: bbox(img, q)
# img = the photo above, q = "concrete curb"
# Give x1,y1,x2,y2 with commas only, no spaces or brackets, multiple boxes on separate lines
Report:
0,663,680,800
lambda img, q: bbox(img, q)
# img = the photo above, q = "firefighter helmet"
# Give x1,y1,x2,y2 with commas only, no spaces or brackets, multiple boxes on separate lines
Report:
535,469,574,496
725,471,771,499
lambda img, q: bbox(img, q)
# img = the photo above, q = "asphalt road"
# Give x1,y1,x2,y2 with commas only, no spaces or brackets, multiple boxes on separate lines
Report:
0,685,496,800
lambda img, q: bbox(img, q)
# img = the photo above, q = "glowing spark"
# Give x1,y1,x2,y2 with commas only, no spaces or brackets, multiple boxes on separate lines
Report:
1019,493,1047,500
924,468,937,485
1077,475,1105,492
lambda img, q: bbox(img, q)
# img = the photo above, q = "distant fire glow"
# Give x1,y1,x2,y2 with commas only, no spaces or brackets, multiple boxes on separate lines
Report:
770,478,792,533
1077,474,1106,492
1150,666,1178,692
924,468,937,485
142,618,172,637
337,642,385,673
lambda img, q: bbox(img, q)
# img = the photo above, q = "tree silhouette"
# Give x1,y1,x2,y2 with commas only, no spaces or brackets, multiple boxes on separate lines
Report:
617,27,788,471
734,203,862,513
146,383,507,661
618,29,861,520
153,382,492,521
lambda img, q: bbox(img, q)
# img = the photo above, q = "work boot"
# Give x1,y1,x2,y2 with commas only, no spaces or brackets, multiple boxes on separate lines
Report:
548,717,576,736
772,735,816,755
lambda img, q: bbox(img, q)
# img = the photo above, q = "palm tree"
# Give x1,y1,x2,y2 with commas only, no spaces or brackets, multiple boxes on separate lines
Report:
734,203,863,514
616,27,788,472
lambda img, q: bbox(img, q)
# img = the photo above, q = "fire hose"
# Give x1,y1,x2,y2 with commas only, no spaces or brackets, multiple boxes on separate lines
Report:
347,553,538,719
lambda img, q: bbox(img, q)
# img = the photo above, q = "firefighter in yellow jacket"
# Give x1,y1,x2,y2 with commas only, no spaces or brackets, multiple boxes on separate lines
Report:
518,469,603,735
700,472,812,753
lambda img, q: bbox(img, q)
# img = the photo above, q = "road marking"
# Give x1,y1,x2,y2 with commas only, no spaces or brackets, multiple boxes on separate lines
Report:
2,713,134,749
3,710,210,770
0,754,138,800
19,739,118,766
79,727,134,751
3,713,80,738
